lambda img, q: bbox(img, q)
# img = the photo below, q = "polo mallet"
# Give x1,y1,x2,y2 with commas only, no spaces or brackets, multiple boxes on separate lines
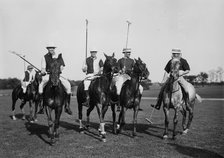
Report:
145,106,155,124
125,20,131,48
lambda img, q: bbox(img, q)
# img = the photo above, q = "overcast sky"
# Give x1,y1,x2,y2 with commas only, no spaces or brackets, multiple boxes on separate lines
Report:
0,0,223,82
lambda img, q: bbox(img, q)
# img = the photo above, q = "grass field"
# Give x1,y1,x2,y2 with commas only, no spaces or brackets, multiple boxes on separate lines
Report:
0,85,223,158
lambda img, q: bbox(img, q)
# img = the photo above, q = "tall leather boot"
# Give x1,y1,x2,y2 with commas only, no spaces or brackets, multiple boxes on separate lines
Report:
65,93,72,115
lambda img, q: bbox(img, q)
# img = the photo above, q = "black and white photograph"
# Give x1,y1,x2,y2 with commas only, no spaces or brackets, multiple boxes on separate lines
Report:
0,0,223,157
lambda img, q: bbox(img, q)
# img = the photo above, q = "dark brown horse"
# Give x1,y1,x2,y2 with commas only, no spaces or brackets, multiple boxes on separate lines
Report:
116,57,149,137
43,55,68,144
162,58,202,139
11,72,42,122
77,53,117,142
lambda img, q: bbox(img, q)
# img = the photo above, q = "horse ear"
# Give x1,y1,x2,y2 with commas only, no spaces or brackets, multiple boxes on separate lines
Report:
134,58,138,63
138,57,142,61
104,53,108,58
112,52,115,57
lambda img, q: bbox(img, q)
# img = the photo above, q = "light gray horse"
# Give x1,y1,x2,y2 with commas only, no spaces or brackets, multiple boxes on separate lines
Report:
162,58,201,139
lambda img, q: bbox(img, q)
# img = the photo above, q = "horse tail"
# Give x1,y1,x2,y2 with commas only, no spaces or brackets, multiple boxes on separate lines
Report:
195,94,202,103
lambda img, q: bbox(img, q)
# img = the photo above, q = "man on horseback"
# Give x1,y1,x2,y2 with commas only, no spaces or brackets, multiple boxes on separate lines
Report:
21,65,36,94
82,49,104,107
20,65,36,102
38,43,72,115
151,48,190,110
112,48,144,111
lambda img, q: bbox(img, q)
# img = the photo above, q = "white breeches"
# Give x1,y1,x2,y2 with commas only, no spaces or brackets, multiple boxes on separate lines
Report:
38,74,71,94
83,73,99,91
112,74,144,96
21,81,30,93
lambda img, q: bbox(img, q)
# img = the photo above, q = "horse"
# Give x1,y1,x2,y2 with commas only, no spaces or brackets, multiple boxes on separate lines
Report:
77,53,117,142
162,58,202,139
11,71,42,122
43,55,68,144
116,57,149,137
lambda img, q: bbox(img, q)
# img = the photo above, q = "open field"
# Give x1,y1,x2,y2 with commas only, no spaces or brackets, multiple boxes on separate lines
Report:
0,85,224,158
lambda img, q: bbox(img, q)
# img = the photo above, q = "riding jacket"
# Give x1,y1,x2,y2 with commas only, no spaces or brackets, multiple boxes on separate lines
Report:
43,53,65,73
117,57,135,75
164,58,190,73
84,56,103,74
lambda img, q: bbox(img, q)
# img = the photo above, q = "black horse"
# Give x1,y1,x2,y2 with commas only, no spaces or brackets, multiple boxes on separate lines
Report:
116,57,149,137
11,72,42,122
77,53,117,142
43,55,69,144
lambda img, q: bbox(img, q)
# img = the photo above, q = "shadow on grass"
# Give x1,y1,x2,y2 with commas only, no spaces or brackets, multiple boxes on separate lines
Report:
169,143,224,158
24,122,52,145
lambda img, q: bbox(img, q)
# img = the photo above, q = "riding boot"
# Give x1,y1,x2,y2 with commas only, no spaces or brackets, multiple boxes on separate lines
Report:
65,93,72,115
37,93,44,114
151,92,163,110
82,90,90,107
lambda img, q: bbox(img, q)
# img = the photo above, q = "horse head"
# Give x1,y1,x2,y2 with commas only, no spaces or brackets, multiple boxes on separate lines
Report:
133,57,149,79
170,58,180,80
103,53,118,75
49,58,62,86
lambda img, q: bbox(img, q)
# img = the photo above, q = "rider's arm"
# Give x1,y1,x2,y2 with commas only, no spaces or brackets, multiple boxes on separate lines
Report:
41,56,46,74
161,71,169,83
82,60,87,73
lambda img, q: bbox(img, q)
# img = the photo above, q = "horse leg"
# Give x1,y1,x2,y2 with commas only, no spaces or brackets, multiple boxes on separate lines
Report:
86,104,95,130
29,101,34,123
78,102,84,133
100,104,108,142
45,106,54,144
163,106,169,139
172,108,179,139
12,97,17,120
20,101,26,120
33,100,39,122
54,106,62,140
132,108,139,137
180,106,187,133
111,103,117,134
184,102,194,134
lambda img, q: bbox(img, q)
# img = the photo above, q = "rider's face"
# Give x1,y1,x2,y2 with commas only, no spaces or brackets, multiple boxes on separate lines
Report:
90,52,97,58
124,52,131,58
172,53,181,59
48,48,56,55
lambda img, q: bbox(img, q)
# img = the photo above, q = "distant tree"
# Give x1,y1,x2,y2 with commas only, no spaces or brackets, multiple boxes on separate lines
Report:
184,75,197,84
197,72,208,86
140,79,152,90
216,67,224,82
0,78,20,89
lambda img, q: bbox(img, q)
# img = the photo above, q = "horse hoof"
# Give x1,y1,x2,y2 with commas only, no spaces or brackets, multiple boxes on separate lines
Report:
30,120,34,123
182,129,189,135
102,138,106,142
163,135,168,139
79,128,85,134
22,116,26,120
12,116,17,121
34,119,38,122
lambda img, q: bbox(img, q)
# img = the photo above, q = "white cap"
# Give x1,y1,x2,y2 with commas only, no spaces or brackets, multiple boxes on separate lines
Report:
46,42,57,49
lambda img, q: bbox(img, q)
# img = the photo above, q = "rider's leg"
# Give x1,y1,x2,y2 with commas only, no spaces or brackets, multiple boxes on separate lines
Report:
178,77,190,104
38,75,49,114
138,85,144,111
82,80,91,107
151,81,168,110
60,77,72,115
115,75,125,111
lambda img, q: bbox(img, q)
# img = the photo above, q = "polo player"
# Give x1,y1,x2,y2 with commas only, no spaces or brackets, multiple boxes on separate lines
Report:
112,48,144,111
151,48,191,110
21,65,36,94
38,43,72,115
82,49,104,107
